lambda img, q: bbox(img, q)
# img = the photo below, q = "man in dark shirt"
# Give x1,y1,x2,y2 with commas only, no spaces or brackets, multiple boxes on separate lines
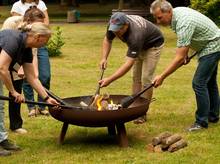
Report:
99,12,164,124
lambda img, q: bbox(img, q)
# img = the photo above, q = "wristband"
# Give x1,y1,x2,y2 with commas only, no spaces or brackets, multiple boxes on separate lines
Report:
43,95,50,101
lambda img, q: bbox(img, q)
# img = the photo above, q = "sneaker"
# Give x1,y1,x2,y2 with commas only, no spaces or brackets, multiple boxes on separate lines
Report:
39,109,49,116
133,115,147,124
0,139,21,151
0,147,11,156
13,128,27,134
187,123,206,132
28,109,36,117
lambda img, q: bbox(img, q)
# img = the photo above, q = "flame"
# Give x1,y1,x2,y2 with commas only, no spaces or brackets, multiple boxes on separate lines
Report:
96,96,103,111
110,100,113,105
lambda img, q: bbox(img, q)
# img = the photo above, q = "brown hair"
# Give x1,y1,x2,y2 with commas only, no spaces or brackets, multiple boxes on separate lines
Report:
23,6,45,23
21,0,39,4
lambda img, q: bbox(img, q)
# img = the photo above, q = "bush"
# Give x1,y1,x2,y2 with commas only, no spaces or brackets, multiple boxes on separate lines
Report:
46,26,65,57
190,0,220,24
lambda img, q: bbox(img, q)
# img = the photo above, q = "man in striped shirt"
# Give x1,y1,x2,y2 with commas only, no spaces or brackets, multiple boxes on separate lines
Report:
150,0,220,131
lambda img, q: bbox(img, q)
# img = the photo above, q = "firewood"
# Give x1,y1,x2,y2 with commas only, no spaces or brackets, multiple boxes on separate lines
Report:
152,131,172,146
100,100,109,110
80,101,88,107
154,144,163,153
168,139,187,152
161,134,182,149
146,143,154,152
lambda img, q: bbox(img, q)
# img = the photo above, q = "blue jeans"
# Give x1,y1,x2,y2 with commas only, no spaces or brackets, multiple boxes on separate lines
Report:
0,81,7,142
23,47,51,110
192,52,220,127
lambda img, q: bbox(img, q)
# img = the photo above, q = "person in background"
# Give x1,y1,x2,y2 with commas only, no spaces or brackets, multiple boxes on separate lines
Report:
150,0,220,131
2,6,46,134
11,0,51,116
0,22,59,156
99,12,164,124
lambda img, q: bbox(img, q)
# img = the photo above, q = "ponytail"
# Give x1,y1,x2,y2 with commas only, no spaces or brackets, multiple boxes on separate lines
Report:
21,22,51,36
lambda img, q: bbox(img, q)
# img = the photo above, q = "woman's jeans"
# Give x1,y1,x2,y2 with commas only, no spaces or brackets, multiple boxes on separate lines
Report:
192,51,220,127
23,47,51,110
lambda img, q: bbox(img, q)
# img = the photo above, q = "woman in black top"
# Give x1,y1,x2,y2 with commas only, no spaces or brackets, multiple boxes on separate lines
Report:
0,22,58,155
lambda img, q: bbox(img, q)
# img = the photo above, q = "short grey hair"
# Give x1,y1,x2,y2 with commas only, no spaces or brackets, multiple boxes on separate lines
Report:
150,0,173,14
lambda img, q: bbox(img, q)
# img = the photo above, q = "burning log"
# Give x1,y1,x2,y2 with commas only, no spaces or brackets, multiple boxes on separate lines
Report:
89,93,121,111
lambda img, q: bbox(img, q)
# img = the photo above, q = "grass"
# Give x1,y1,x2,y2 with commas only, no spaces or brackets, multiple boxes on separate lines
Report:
0,23,220,164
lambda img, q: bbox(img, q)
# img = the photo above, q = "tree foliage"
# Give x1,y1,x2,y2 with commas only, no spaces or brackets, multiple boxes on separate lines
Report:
190,0,220,24
46,26,65,57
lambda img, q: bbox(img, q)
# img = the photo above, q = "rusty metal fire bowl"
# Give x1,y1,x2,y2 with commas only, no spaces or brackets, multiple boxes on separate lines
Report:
49,95,150,147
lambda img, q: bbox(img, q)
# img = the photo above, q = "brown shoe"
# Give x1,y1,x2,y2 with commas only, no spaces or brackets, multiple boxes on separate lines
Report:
28,109,36,117
39,109,49,116
0,146,11,156
133,115,146,124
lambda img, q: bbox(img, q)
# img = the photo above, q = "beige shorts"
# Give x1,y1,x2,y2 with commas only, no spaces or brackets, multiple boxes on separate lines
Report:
132,44,163,85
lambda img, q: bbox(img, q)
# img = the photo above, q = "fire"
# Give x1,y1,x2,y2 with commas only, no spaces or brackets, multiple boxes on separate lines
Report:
91,94,121,111
96,96,103,111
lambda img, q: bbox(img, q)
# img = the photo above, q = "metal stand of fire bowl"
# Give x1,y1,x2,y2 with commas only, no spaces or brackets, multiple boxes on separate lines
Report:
58,123,129,148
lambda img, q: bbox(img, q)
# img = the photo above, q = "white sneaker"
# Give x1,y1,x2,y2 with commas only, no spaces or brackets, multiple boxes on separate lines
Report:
13,128,28,134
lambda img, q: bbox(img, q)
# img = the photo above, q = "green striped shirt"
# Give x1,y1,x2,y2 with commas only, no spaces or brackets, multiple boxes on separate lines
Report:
171,7,220,58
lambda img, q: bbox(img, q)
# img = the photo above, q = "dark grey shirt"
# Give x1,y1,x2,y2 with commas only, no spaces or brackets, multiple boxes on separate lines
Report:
0,29,33,72
106,15,164,58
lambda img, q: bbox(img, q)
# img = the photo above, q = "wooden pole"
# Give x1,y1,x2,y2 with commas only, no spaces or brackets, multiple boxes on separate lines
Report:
118,0,124,10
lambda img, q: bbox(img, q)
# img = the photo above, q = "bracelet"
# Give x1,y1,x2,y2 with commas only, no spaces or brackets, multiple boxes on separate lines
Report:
43,95,50,101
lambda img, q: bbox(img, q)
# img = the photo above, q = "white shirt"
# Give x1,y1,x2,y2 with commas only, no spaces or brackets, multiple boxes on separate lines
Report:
11,0,47,16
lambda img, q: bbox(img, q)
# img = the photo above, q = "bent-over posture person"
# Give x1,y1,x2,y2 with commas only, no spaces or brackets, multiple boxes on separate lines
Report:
2,6,46,134
99,12,164,124
11,0,51,117
150,0,220,131
0,22,59,156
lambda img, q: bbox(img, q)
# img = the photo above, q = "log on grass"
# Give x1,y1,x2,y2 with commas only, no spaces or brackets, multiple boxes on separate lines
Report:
152,131,172,146
146,143,155,152
154,144,163,153
161,134,182,149
168,139,187,152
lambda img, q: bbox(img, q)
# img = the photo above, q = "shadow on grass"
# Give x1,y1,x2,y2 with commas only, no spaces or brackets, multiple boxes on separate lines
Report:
56,131,141,148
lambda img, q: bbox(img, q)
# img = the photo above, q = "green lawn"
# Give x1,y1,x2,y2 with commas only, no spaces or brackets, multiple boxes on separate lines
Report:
1,22,220,164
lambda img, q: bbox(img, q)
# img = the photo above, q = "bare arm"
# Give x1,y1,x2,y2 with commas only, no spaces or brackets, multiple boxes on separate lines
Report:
43,10,50,25
153,46,189,87
23,63,58,105
11,12,21,16
32,48,39,77
0,50,23,102
99,57,135,87
100,36,112,69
